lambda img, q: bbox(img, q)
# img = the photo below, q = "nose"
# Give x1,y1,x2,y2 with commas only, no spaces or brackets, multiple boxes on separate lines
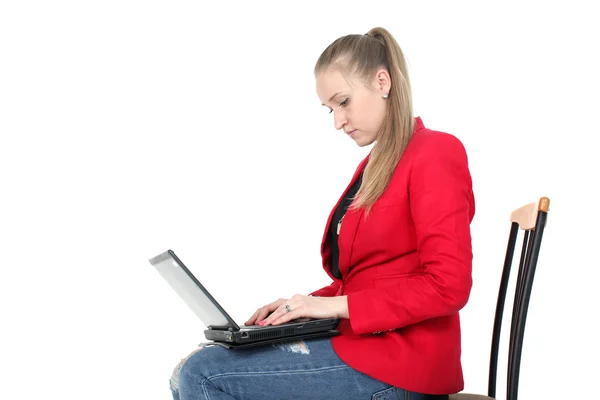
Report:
333,110,347,131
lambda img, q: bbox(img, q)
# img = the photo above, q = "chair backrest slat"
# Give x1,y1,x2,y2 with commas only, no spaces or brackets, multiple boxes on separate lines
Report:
507,209,548,400
487,197,550,400
488,222,519,398
507,231,532,394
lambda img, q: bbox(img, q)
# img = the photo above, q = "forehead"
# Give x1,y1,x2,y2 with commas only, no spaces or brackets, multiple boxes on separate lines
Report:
316,68,356,104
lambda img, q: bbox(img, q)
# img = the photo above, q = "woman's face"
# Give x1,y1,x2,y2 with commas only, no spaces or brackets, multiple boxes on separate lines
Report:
316,67,391,147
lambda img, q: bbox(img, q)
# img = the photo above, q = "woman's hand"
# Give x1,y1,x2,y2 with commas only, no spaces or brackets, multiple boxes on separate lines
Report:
246,294,348,327
245,298,288,326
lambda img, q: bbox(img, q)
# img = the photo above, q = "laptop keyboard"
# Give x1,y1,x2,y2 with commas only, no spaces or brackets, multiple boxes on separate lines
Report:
240,318,312,330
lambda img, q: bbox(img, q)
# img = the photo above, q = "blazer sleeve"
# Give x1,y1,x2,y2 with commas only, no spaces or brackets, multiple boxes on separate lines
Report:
346,133,475,335
309,280,342,297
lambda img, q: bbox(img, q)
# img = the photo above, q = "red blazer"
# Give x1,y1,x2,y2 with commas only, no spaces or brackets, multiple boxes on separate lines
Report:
310,117,475,395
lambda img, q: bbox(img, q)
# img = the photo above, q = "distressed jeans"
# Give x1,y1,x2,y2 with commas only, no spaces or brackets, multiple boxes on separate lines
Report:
170,337,449,400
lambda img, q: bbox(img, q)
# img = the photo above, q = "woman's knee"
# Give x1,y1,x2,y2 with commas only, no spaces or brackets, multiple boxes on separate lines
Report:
170,347,205,392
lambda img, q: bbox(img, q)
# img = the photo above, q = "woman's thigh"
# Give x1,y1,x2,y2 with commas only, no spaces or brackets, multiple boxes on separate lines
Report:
173,337,414,400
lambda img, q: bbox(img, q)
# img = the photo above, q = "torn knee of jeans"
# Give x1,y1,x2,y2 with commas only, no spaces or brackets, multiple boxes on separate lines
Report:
273,340,310,355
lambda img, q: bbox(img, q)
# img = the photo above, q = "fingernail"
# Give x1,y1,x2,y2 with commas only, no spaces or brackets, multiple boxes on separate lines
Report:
258,321,265,326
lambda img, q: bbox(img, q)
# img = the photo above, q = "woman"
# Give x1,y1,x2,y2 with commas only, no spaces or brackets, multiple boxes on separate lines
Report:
171,26,475,400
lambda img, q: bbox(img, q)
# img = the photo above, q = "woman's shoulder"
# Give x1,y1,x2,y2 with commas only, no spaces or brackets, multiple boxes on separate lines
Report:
409,124,468,157
400,121,473,182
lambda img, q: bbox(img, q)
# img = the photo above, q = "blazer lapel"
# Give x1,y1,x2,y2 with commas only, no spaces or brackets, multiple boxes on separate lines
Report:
320,155,369,279
337,197,365,278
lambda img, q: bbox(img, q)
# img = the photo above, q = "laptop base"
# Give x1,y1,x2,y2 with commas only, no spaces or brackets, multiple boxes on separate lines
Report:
204,318,340,345
199,329,340,350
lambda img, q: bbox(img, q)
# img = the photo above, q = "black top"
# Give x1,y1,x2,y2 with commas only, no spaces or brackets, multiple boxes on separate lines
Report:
329,172,363,279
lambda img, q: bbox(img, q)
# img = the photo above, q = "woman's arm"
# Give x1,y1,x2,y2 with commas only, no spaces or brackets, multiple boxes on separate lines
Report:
347,133,475,335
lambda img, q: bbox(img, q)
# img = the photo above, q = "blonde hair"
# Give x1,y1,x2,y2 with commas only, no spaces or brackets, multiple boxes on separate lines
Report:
314,27,414,211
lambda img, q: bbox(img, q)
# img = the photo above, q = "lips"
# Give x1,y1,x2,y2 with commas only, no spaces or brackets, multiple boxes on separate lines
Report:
346,129,357,137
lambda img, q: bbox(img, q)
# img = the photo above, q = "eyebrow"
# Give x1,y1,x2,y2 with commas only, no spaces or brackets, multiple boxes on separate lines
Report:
322,92,343,106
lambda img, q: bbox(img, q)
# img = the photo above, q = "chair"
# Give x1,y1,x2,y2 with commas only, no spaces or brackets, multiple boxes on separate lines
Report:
450,197,550,400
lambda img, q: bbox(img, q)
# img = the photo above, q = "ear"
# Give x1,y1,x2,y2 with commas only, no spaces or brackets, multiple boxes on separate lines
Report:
374,68,391,95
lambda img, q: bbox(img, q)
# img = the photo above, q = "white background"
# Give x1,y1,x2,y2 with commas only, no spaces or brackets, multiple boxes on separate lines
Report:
1,1,598,399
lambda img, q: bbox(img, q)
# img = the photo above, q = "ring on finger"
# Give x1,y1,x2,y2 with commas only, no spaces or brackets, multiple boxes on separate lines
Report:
285,304,292,313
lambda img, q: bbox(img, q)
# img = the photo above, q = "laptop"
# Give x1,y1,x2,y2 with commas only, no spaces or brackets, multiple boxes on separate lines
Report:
148,250,340,346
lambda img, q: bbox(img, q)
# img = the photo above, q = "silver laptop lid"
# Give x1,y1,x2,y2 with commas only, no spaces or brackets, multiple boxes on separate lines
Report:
148,250,239,330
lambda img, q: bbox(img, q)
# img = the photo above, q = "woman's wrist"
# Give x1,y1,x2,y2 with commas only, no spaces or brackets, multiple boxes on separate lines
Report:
331,295,349,319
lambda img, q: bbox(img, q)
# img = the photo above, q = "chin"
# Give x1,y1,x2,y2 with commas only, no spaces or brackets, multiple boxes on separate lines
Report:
353,137,375,147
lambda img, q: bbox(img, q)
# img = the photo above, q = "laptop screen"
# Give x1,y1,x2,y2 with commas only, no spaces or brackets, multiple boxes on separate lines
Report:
149,250,237,330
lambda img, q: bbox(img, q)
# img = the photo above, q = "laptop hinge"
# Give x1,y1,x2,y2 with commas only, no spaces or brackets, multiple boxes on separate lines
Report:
207,325,236,331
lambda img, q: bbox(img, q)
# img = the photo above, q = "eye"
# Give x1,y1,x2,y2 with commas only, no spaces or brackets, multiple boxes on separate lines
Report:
326,98,349,114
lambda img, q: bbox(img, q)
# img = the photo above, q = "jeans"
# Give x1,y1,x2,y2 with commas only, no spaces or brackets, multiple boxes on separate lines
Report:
170,337,449,400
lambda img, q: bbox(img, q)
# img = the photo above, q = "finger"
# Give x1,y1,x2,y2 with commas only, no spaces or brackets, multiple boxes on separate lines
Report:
256,299,286,323
264,302,299,326
271,307,301,326
245,309,262,325
255,307,274,323
260,306,282,326
270,298,287,309
248,305,274,325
